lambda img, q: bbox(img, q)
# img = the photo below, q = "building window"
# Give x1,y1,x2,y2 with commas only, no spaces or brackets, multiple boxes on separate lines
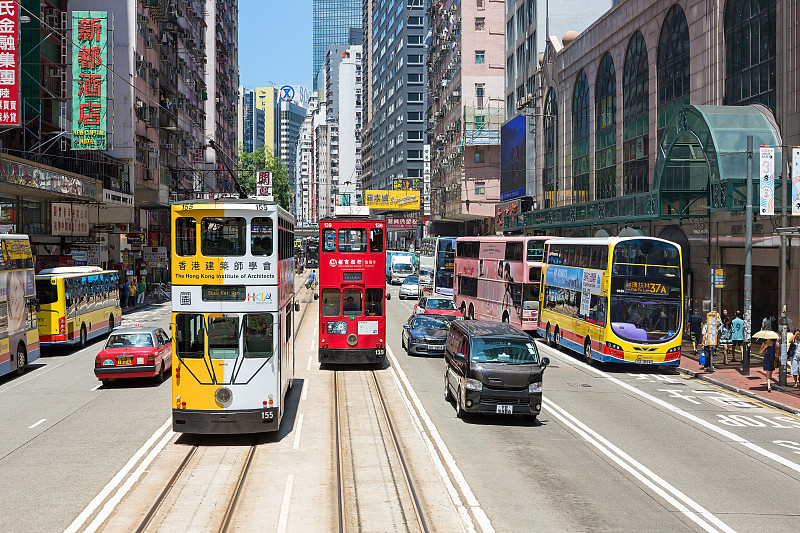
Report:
477,0,484,10
543,88,558,208
724,0,776,113
475,50,485,64
408,92,423,102
475,183,486,194
595,52,617,201
408,111,423,122
506,18,514,48
408,54,423,65
474,115,486,130
623,31,650,195
475,83,485,97
475,150,485,163
572,70,590,204
657,5,690,140
408,130,423,141
408,73,423,84
408,35,423,46
409,16,423,26
475,17,485,31
408,150,423,160
506,56,514,85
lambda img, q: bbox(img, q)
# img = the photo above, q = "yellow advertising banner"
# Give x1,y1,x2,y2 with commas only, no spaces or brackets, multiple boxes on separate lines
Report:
363,190,421,211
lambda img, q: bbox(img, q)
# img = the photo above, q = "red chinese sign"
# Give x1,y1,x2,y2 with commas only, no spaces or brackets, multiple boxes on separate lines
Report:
386,216,419,229
0,1,19,126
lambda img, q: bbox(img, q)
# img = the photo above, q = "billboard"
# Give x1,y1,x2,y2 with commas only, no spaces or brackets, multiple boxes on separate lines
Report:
72,12,108,150
363,190,421,211
0,2,20,126
392,178,420,190
759,145,775,215
500,114,526,201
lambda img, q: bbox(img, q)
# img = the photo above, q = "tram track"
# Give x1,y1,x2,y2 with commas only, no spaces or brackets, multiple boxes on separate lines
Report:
334,368,429,533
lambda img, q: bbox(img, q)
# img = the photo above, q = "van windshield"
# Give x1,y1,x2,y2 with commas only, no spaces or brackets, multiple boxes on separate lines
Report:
470,337,539,364
393,263,413,273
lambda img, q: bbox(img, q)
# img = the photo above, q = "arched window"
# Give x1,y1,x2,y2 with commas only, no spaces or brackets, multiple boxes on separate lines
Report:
623,31,649,195
595,52,616,200
657,4,690,140
543,88,558,208
723,0,776,112
572,70,590,204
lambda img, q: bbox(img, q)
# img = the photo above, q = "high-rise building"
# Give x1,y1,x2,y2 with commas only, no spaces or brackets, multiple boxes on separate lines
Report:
254,87,278,156
359,0,374,192
280,98,308,218
297,93,321,224
312,0,362,89
239,88,266,154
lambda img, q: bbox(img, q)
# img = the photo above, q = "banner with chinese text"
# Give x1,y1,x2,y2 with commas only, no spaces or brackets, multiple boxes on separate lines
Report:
792,147,800,216
0,1,19,126
51,203,89,236
363,190,421,211
759,146,775,215
72,11,108,150
386,216,419,229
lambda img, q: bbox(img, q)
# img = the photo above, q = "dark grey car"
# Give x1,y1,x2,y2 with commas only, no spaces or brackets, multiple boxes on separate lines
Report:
444,320,549,420
401,314,457,356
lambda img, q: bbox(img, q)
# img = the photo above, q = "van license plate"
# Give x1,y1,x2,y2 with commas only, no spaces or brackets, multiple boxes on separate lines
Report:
496,405,513,414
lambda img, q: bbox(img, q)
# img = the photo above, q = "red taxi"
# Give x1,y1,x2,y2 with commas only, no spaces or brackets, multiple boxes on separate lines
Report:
414,296,463,317
94,326,173,384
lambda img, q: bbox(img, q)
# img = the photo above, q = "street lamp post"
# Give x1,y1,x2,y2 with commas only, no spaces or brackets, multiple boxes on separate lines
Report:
743,136,753,375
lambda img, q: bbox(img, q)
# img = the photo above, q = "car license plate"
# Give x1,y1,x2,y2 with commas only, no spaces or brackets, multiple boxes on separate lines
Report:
496,405,514,414
428,344,444,351
117,357,132,365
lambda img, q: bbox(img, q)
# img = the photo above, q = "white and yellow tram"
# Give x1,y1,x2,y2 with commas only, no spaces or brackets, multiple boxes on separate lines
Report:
170,199,295,433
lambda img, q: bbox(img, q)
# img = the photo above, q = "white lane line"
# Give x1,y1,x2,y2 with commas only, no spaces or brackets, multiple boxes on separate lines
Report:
83,428,175,533
545,347,800,474
306,355,313,371
387,345,486,533
276,474,295,533
544,399,734,533
64,418,172,533
90,383,102,391
28,419,46,429
293,414,304,450
301,381,308,401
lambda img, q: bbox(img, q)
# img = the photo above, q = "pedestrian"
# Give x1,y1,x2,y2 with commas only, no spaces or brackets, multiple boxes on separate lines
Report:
770,312,778,332
120,280,130,308
789,329,800,388
129,282,137,307
718,317,733,364
730,310,744,363
138,278,146,305
760,338,777,392
689,308,702,354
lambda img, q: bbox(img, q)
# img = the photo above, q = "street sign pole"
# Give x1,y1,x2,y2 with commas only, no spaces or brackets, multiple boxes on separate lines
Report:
743,136,753,376
709,268,715,372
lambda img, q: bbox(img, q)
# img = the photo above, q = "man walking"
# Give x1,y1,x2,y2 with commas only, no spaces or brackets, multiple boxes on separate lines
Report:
689,308,702,355
730,310,744,363
138,278,146,305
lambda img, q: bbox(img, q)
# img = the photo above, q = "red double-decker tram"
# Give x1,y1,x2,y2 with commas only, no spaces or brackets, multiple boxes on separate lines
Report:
318,217,388,366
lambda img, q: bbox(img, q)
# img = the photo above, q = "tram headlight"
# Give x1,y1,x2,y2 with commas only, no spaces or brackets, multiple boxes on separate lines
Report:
347,334,358,346
214,386,233,406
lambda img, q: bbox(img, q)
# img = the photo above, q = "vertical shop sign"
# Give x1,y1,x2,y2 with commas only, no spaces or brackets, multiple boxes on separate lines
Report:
0,1,20,126
792,147,800,216
256,171,272,197
759,145,775,216
72,11,107,150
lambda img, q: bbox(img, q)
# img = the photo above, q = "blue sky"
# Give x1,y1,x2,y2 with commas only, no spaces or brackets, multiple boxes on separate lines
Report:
238,0,312,90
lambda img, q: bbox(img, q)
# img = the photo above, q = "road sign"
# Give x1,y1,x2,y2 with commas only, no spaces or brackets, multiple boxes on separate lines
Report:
714,268,726,288
706,312,719,346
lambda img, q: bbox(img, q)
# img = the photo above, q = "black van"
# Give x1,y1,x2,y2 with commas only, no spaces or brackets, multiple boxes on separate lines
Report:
444,320,549,420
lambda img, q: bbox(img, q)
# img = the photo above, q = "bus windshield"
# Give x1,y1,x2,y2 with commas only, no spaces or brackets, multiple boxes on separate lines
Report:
36,280,58,304
470,337,539,364
609,297,681,343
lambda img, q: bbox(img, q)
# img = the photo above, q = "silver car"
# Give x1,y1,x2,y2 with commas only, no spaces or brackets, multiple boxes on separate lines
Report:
399,275,420,299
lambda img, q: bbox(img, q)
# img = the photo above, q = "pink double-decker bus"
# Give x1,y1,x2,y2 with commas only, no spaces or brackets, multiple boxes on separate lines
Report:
453,236,550,333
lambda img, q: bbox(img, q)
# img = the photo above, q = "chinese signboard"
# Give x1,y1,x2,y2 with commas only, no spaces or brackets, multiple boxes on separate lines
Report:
363,190,421,211
386,216,418,229
0,158,96,199
51,203,89,236
0,1,20,126
72,11,108,150
126,233,145,245
256,171,272,197
792,147,800,216
143,246,168,268
714,268,726,289
759,145,775,215
392,178,420,190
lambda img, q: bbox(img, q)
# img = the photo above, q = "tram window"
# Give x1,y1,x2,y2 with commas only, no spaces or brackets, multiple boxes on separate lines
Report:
322,229,336,252
370,228,384,253
201,217,246,256
338,229,367,252
285,311,291,342
208,316,240,359
251,217,274,256
244,313,274,359
365,288,383,316
342,289,363,316
176,313,204,358
176,217,197,256
321,289,341,317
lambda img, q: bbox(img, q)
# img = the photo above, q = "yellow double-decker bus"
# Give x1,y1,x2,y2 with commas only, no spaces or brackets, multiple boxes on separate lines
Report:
35,267,122,347
0,235,40,377
171,199,296,434
538,237,683,366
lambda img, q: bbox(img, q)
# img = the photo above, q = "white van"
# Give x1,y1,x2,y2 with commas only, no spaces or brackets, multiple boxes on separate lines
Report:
390,255,415,284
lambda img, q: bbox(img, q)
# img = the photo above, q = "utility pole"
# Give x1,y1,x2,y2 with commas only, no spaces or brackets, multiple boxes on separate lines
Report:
743,136,753,375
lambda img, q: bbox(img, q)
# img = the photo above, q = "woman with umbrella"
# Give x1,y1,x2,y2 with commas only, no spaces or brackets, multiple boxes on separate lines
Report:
754,329,780,392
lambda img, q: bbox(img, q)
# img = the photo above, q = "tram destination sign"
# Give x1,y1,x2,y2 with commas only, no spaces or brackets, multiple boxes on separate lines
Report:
202,285,246,301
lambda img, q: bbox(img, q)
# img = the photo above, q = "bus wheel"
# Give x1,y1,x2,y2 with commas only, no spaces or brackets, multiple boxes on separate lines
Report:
545,324,552,347
80,325,87,348
553,329,560,349
468,304,475,320
108,315,115,334
14,344,26,376
584,340,594,365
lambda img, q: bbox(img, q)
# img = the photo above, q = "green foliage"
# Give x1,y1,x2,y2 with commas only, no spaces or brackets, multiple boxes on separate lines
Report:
238,145,291,210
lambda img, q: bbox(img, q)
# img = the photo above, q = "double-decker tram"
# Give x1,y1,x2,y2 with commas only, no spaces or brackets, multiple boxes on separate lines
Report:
538,237,683,365
170,199,295,433
318,211,388,366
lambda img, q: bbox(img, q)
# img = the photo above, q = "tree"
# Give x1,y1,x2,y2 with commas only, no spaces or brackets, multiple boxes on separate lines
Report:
238,145,291,210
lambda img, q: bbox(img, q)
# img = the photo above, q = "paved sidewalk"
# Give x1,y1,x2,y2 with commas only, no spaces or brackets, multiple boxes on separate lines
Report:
677,339,800,414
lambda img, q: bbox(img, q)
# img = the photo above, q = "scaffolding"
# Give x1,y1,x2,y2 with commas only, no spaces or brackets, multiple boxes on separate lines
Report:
463,103,503,146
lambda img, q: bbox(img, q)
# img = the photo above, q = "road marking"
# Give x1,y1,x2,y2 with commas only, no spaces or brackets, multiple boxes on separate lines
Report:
301,381,308,401
544,399,734,533
306,355,313,371
293,414,304,450
28,419,46,429
692,379,800,417
64,418,172,533
544,346,800,474
276,474,294,533
90,383,102,391
387,345,486,533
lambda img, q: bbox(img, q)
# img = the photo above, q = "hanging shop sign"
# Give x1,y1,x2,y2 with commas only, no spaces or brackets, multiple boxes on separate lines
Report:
392,178,420,191
386,216,419,229
72,11,108,150
256,171,272,197
792,147,800,216
143,246,168,268
51,203,90,236
0,1,20,126
759,145,775,216
363,190,421,211
0,158,96,199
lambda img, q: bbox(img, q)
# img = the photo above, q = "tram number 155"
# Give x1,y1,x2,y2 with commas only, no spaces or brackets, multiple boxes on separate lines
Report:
262,411,275,421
